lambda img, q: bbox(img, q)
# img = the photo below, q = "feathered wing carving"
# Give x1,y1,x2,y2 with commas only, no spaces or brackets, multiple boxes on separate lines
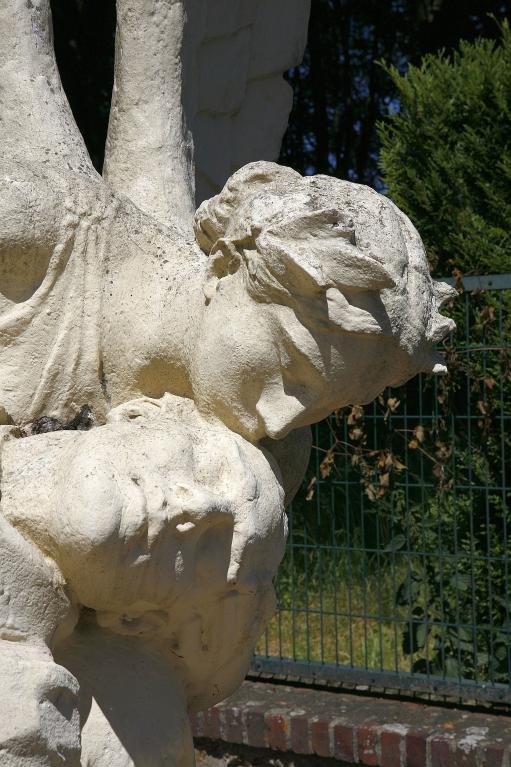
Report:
103,0,311,225
191,0,311,205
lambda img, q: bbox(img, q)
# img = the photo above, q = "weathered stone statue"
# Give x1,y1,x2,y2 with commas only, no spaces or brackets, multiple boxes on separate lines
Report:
0,1,456,764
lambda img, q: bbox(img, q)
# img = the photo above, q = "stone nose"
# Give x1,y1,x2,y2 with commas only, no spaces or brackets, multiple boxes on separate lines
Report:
138,480,230,547
427,314,456,343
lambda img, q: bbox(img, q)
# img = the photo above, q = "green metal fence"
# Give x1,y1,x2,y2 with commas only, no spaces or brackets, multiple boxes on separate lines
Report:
253,274,511,704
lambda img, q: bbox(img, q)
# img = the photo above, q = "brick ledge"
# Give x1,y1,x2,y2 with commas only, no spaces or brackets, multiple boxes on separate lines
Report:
190,680,511,766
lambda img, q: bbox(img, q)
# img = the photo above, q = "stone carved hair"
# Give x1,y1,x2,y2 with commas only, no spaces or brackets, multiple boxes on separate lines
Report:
194,162,395,319
194,161,456,347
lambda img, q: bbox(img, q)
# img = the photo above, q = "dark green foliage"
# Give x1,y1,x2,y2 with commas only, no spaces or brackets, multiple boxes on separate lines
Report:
277,288,511,685
49,0,510,185
282,0,510,187
378,23,511,275
274,13,511,690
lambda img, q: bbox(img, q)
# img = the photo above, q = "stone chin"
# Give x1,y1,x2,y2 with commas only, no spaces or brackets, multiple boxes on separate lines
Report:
94,581,277,710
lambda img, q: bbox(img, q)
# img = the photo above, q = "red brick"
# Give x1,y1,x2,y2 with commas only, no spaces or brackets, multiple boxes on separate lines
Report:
311,718,331,758
405,730,427,767
381,729,403,767
481,743,506,767
202,707,221,740
189,711,202,739
452,745,479,767
266,711,288,752
357,724,380,766
333,722,355,762
290,714,310,755
430,736,453,767
244,707,267,748
222,707,244,744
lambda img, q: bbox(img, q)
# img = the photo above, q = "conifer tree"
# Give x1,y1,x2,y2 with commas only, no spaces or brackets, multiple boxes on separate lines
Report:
379,22,511,275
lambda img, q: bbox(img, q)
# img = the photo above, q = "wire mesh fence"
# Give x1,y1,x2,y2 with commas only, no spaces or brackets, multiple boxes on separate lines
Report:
253,274,511,704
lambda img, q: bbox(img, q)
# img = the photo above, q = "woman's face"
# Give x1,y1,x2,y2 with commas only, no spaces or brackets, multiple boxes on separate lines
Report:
192,175,455,443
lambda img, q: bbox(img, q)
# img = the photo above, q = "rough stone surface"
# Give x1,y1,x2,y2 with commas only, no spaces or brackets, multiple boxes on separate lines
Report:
0,159,455,441
2,396,286,764
0,1,457,765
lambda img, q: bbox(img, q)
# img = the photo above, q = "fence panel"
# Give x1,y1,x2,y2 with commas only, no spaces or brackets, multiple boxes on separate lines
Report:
253,275,511,704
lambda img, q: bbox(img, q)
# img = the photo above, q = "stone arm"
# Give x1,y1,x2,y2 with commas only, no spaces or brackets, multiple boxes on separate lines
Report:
103,0,196,226
0,0,455,452
0,514,81,765
0,0,99,317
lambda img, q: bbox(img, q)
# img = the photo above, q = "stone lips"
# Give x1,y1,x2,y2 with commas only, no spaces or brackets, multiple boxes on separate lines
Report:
193,162,456,440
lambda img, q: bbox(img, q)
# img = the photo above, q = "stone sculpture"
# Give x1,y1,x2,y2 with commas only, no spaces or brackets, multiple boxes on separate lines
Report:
0,0,456,764
1,396,286,765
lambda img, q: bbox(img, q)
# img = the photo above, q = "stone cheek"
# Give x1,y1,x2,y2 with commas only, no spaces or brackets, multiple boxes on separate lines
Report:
0,2,313,765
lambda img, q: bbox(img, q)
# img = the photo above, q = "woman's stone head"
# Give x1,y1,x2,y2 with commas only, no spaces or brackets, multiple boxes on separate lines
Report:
192,162,456,441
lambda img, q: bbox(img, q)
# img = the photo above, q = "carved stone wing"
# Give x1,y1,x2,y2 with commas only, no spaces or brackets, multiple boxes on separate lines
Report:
103,0,311,225
191,0,312,205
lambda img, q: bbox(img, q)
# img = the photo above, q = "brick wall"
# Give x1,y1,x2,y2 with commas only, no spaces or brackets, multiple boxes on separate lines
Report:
190,681,511,766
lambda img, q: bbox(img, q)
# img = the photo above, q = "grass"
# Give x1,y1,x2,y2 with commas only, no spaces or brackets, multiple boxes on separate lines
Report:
256,547,412,673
